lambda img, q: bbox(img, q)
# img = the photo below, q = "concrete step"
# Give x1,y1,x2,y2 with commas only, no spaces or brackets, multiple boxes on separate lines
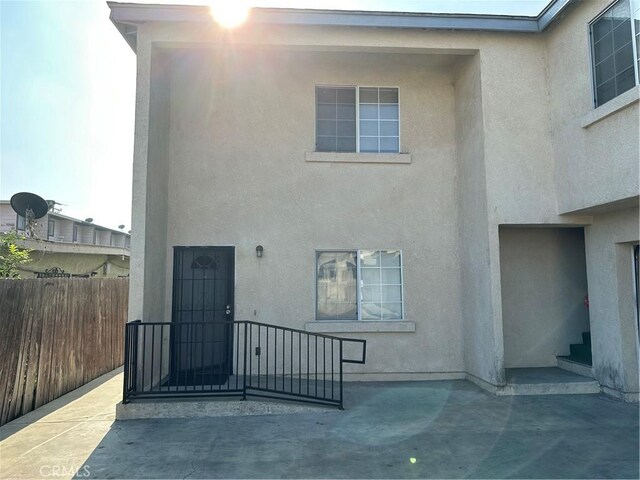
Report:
556,356,594,378
499,367,600,396
569,343,592,364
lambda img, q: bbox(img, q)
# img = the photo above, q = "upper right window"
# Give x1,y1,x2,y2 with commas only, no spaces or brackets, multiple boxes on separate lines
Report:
590,0,640,107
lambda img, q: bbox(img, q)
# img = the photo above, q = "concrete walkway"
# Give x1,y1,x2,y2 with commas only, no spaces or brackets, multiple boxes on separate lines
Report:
0,369,638,479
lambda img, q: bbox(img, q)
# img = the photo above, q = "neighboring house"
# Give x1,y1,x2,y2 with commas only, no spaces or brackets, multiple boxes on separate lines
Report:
0,201,131,278
110,0,639,409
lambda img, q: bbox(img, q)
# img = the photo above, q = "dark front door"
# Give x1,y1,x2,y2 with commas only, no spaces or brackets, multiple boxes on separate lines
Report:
171,246,235,386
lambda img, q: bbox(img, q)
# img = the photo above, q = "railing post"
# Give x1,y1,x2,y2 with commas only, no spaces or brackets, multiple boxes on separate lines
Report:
339,340,344,410
242,322,248,400
122,323,130,404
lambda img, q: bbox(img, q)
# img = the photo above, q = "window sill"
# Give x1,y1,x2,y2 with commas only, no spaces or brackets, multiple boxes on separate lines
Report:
305,152,412,164
305,320,415,333
581,86,639,128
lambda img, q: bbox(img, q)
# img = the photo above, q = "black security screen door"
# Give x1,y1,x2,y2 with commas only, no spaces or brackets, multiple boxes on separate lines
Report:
171,246,235,385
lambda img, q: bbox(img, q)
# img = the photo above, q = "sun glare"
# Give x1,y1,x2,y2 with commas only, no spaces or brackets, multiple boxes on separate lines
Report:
209,1,251,28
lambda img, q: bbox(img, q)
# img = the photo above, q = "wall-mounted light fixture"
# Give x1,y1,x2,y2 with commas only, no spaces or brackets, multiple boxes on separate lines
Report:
256,245,263,258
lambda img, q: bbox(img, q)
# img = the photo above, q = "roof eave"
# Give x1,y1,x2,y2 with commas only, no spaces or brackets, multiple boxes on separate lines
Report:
107,0,575,53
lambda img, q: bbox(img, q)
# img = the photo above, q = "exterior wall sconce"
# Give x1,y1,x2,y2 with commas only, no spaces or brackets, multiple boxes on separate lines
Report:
256,245,263,258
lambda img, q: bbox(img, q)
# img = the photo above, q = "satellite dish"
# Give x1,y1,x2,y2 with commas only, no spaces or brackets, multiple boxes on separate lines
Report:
118,224,125,230
10,192,49,219
85,218,94,223
10,192,49,238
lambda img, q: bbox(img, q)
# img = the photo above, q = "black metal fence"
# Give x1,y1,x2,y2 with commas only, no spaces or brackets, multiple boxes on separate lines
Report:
123,320,366,409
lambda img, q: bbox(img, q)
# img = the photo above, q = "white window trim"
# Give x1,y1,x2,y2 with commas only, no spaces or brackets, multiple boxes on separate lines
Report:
315,85,401,154
588,0,640,107
314,249,405,322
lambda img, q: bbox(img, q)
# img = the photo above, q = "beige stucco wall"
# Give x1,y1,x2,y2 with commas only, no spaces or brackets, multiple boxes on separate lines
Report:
500,227,590,368
160,47,464,377
546,0,639,214
584,207,639,396
454,54,503,384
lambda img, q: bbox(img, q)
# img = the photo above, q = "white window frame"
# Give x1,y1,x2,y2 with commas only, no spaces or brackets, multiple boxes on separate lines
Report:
315,85,401,154
589,0,640,107
315,249,405,321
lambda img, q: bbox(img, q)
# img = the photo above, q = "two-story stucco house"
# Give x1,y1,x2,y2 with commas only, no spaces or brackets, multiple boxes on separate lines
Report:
110,0,639,413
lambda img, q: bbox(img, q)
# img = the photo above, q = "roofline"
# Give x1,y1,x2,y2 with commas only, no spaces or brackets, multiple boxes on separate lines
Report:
0,200,130,236
108,0,575,52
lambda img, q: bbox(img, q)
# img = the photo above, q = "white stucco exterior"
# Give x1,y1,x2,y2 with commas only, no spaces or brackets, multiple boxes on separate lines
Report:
111,0,639,400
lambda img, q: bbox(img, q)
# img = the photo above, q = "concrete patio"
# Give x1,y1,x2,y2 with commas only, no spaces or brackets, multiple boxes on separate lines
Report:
0,368,638,479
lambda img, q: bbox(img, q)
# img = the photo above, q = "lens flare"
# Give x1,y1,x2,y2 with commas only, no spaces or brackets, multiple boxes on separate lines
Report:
209,1,251,28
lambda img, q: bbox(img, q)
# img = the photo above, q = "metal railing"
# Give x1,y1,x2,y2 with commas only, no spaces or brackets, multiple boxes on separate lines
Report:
123,320,366,409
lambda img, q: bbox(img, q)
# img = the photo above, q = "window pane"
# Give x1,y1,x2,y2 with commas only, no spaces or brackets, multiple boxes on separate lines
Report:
616,66,636,94
336,137,356,152
614,42,634,73
317,104,336,120
380,137,399,153
379,88,398,104
317,120,336,136
317,302,337,320
596,77,617,105
337,104,356,120
611,0,630,23
361,303,382,320
361,286,381,303
316,136,336,152
359,87,378,103
316,87,356,152
594,32,614,64
336,87,356,104
613,19,632,49
316,251,357,320
359,104,378,120
361,268,380,285
380,121,399,136
593,15,612,40
382,303,403,320
382,268,401,284
316,87,336,103
595,54,615,85
381,250,401,267
360,120,378,136
337,120,356,136
361,250,380,267
380,105,399,120
382,285,402,302
359,137,379,152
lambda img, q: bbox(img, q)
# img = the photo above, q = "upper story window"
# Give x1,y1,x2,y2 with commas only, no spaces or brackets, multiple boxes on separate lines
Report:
72,224,78,242
590,0,640,107
48,219,55,238
16,214,25,232
315,86,400,153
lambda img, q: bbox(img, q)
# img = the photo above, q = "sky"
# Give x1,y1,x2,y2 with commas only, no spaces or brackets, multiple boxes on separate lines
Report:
1,0,551,230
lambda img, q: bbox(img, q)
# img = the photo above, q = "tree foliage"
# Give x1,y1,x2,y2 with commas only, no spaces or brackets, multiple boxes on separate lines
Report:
0,231,32,278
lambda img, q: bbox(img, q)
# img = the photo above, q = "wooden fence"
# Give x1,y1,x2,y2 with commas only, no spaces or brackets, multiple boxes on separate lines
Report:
0,277,128,426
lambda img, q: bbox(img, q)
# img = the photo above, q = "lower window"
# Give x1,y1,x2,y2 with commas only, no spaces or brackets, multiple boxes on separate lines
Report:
316,250,404,321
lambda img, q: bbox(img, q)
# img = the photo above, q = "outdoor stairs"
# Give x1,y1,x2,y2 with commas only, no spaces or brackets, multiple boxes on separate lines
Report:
557,331,594,378
499,332,599,396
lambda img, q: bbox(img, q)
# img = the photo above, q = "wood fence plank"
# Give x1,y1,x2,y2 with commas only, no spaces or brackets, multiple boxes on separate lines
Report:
34,280,58,409
0,280,25,425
